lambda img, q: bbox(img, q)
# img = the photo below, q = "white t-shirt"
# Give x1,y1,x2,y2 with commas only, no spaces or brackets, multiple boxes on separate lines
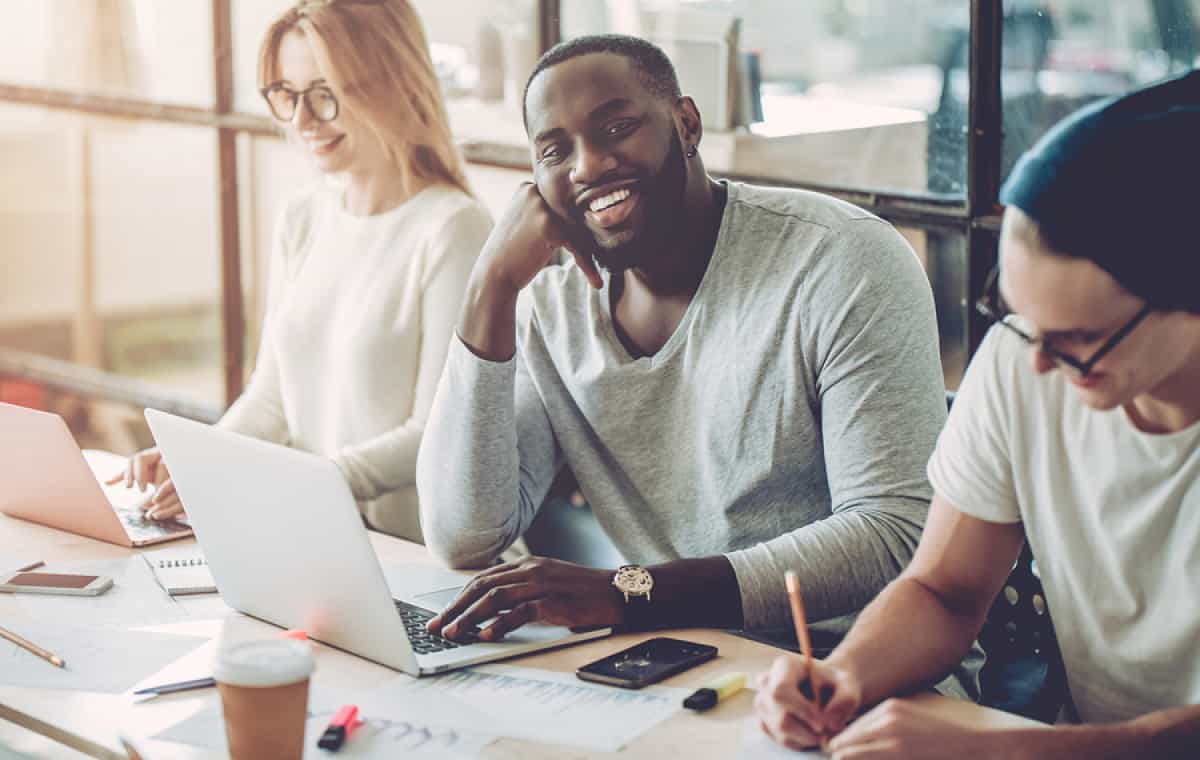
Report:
928,326,1200,724
219,183,492,541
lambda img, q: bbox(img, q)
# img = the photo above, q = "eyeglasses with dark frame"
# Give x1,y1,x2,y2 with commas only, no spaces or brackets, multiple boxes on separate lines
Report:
974,265,1153,378
263,1,389,122
260,82,339,123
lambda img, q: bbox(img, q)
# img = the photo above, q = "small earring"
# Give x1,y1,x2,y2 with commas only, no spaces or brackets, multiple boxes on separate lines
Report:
685,145,697,158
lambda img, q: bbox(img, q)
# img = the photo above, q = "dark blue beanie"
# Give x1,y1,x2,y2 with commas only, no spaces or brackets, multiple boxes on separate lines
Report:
999,70,1200,313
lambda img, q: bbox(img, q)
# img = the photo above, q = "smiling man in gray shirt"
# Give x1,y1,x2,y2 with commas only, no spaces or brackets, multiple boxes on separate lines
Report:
417,36,950,659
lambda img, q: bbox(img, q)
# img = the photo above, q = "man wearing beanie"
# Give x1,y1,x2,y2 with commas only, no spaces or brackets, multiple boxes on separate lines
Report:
755,71,1200,757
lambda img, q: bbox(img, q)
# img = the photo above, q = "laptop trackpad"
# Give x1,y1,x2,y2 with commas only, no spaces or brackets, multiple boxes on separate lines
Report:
382,562,465,596
410,586,463,611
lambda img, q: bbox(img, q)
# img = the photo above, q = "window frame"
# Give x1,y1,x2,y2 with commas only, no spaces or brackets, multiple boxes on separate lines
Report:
0,0,1029,410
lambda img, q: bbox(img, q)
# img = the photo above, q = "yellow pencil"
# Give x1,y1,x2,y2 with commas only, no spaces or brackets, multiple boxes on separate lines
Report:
784,570,818,703
0,624,65,668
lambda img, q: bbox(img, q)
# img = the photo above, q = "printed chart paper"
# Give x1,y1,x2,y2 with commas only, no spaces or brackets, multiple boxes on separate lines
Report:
370,663,688,752
154,686,496,758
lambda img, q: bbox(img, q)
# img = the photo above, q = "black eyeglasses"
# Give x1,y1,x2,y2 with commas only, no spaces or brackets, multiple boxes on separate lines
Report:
975,265,1153,377
260,82,339,123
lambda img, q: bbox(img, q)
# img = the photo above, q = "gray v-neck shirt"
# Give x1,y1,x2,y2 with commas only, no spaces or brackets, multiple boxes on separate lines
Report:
418,181,947,631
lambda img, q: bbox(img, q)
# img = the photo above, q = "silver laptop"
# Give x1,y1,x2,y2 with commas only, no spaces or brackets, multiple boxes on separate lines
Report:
144,409,610,676
0,402,193,547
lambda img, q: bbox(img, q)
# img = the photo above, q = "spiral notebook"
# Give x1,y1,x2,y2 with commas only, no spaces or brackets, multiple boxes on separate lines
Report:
142,549,217,596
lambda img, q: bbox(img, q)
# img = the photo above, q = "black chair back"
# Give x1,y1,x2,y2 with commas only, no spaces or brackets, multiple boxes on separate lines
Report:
977,542,1069,721
947,388,1067,721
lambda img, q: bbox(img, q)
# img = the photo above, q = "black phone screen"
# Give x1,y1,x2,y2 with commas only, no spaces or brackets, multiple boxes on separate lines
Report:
577,637,717,687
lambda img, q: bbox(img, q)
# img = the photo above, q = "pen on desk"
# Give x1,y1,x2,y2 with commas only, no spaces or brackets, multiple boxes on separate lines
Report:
132,676,217,696
683,671,745,711
134,631,308,697
784,570,819,704
317,704,361,751
0,624,65,668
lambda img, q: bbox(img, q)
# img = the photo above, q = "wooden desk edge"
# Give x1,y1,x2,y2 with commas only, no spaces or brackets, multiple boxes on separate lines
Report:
0,515,1042,759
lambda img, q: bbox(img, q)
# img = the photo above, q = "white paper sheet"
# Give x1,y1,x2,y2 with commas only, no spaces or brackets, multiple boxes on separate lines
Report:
154,686,496,759
0,621,206,693
15,557,189,628
0,742,38,760
739,717,828,758
369,663,687,752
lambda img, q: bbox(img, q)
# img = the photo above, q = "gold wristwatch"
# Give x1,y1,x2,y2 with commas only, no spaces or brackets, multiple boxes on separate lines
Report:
612,565,654,603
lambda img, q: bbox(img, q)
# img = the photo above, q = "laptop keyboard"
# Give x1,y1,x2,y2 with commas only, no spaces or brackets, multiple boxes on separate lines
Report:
394,600,467,654
98,475,191,542
113,503,191,542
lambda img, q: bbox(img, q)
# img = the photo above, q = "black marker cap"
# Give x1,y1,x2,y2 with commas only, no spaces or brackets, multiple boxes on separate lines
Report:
683,687,718,711
317,725,346,751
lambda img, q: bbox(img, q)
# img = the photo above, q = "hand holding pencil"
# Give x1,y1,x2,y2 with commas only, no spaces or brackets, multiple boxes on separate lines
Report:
753,571,863,752
784,570,820,701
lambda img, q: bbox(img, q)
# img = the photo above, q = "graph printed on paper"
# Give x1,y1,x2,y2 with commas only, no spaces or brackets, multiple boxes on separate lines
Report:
421,667,677,712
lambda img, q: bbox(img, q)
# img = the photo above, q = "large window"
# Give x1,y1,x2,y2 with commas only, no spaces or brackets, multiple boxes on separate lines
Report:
0,103,224,404
233,0,291,115
562,0,971,198
559,1,981,382
413,0,540,158
898,226,969,387
0,0,215,106
1,0,1195,446
998,0,1199,184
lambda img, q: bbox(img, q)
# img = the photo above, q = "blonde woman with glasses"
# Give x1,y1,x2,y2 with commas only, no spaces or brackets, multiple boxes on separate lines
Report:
111,0,492,542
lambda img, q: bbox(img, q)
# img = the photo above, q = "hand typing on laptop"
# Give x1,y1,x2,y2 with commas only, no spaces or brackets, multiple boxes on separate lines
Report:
426,557,624,642
106,447,185,521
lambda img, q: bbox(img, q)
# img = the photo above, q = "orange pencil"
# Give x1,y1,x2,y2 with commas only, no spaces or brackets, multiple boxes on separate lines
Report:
784,570,819,704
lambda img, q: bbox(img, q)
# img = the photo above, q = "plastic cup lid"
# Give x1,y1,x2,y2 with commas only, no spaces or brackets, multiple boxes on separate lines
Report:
213,639,314,688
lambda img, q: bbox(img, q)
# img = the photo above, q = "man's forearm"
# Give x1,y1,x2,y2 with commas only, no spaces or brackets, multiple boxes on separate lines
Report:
828,575,983,705
624,556,744,630
728,504,926,629
1006,705,1200,760
459,268,520,362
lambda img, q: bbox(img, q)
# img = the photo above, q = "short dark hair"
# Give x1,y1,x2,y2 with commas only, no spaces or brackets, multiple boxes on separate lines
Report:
522,34,683,131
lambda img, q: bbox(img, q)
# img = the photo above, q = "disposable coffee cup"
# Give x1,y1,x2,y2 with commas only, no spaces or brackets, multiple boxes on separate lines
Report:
214,638,314,760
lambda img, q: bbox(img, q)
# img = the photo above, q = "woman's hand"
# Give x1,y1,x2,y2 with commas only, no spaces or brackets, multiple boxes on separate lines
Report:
106,448,185,520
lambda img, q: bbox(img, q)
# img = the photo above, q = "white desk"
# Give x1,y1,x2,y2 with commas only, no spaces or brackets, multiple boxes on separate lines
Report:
0,513,1037,759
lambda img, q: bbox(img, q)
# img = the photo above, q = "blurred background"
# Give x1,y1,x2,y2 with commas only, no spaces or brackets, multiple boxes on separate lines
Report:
0,0,1196,452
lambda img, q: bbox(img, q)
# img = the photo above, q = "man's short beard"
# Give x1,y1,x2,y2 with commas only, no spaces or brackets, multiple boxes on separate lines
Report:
584,131,689,275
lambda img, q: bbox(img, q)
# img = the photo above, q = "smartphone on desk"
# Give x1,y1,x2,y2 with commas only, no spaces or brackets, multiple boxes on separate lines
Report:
0,571,113,596
577,637,718,689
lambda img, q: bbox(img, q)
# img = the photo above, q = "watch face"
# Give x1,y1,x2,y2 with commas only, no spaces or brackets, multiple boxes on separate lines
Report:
614,566,653,595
